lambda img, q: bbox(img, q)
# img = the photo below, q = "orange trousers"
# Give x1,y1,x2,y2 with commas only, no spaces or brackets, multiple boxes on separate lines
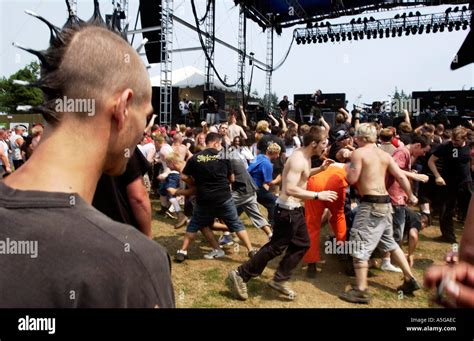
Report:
303,166,348,263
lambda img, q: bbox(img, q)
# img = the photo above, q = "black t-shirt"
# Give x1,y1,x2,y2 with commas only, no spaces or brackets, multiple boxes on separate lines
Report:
182,148,233,205
433,141,472,185
278,99,289,111
92,147,150,229
0,182,175,308
329,123,351,143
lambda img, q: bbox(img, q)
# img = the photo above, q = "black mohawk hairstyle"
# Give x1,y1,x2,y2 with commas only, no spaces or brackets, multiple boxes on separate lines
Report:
13,0,131,125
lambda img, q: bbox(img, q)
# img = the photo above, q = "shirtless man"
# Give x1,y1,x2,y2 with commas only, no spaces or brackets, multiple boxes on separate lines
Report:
227,126,338,301
339,123,421,304
171,133,192,161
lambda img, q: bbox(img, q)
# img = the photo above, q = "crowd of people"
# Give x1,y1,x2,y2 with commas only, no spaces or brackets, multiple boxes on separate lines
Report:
113,99,473,305
1,4,473,308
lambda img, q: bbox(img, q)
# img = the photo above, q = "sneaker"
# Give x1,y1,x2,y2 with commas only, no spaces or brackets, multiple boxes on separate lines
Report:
397,277,421,294
339,286,371,304
381,262,402,273
218,234,234,247
165,210,177,220
268,280,296,300
307,263,317,279
248,249,258,258
203,248,225,259
175,249,188,263
227,270,248,300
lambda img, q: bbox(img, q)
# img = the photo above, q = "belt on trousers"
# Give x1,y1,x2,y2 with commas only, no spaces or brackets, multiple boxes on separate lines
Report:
361,195,391,204
276,203,302,211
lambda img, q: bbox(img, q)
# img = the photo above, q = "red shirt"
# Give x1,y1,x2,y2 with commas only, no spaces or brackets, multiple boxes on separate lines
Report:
387,146,411,205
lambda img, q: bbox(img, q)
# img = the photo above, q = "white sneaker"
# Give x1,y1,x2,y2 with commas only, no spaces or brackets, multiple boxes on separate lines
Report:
204,248,225,259
381,262,402,273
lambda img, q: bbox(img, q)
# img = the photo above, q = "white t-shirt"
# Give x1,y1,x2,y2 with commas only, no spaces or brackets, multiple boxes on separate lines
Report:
9,134,22,161
138,142,156,163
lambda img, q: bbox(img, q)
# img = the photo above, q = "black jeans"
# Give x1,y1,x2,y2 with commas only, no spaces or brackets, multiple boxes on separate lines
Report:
439,182,472,241
238,206,310,283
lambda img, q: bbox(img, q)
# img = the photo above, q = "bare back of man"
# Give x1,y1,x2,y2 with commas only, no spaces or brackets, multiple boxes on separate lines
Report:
339,123,420,304
349,144,391,196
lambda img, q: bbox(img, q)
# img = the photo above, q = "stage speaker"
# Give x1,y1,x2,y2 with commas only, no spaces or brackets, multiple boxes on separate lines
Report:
139,1,163,63
151,86,180,126
322,111,336,127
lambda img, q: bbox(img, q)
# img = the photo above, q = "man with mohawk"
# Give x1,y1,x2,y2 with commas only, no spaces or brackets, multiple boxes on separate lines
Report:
0,1,174,308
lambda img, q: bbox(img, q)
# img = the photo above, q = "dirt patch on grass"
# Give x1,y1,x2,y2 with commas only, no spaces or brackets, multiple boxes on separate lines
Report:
151,200,462,308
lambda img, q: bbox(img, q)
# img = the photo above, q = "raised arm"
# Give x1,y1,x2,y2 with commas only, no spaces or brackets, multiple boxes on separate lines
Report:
268,113,279,127
239,105,248,128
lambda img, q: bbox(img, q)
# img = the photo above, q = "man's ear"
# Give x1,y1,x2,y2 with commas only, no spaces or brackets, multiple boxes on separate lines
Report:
113,89,134,131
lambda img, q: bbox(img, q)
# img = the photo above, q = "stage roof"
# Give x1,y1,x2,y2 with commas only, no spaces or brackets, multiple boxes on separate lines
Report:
235,0,470,29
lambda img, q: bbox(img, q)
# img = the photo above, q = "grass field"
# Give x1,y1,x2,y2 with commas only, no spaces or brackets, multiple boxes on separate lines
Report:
151,199,463,308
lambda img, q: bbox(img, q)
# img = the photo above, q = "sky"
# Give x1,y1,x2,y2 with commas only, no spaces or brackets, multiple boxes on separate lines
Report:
0,0,473,108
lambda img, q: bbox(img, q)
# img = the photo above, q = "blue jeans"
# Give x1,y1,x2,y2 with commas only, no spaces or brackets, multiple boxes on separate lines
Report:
186,198,245,233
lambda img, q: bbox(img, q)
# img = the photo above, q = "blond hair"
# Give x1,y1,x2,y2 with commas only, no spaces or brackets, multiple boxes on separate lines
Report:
356,123,377,143
256,120,269,133
165,152,183,164
266,142,281,155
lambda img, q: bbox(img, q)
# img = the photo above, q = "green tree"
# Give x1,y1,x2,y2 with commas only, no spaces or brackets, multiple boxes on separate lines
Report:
0,61,43,114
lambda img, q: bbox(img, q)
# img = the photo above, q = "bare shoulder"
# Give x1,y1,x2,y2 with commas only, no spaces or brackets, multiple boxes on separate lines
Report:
287,150,306,169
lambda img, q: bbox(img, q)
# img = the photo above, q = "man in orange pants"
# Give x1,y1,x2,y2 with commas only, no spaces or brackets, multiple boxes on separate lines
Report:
304,164,348,278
